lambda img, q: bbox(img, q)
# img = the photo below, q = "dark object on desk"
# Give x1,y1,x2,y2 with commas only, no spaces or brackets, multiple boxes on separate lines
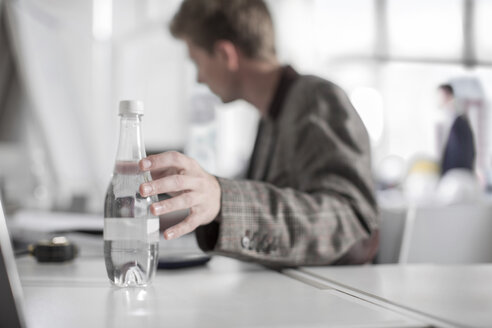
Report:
16,236,78,263
158,253,211,270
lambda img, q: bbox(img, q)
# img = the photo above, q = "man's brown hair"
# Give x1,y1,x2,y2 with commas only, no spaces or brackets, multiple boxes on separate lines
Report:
170,0,276,61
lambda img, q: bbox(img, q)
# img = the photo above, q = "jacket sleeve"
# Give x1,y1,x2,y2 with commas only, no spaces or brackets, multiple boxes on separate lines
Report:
195,82,379,267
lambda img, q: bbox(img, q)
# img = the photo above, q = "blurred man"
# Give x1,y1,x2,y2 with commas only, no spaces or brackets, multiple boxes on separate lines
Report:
436,84,475,176
138,0,378,266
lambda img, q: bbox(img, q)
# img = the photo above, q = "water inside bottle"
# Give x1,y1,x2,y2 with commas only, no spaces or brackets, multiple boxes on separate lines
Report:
104,161,159,287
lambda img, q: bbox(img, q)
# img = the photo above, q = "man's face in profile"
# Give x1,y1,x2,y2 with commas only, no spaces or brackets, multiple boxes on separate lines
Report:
185,39,239,103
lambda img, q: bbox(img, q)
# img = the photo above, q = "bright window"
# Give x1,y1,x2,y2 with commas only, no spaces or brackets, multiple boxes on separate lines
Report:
387,0,463,60
475,0,492,62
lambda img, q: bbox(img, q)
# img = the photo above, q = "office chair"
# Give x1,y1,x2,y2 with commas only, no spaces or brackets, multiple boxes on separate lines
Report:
398,202,492,264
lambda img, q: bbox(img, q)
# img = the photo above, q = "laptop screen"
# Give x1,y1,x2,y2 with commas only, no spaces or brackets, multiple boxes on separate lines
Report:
0,201,26,328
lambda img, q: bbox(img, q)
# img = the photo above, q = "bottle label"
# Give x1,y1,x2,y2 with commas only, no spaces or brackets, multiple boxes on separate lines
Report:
104,218,159,242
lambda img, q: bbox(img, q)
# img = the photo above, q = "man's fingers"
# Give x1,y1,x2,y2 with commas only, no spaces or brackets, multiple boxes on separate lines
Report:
150,192,199,216
163,213,199,240
140,175,202,197
139,151,191,172
149,167,179,180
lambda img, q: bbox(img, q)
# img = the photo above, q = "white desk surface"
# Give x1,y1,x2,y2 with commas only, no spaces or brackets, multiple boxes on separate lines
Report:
298,264,492,328
16,256,426,328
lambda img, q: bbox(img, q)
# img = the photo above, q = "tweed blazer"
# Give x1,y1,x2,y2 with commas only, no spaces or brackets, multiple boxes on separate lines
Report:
195,71,379,267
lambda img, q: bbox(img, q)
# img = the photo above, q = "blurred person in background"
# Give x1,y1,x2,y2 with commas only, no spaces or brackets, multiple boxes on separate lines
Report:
436,84,475,176
137,0,378,266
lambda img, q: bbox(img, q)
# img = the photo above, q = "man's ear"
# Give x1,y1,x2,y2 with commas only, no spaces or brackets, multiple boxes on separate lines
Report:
214,40,239,71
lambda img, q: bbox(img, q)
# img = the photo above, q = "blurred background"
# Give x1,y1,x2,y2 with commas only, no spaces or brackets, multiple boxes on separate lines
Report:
0,0,491,219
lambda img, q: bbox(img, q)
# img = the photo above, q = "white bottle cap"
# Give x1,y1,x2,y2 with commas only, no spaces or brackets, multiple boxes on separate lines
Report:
119,100,144,115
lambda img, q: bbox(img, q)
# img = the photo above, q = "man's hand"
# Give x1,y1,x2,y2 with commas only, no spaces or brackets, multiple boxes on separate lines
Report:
138,151,221,240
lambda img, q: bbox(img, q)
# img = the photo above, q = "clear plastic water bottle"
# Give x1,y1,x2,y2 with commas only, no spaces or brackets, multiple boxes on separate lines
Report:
104,100,159,287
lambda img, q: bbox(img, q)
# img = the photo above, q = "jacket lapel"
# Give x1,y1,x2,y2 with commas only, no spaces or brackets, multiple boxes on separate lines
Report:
247,120,275,181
